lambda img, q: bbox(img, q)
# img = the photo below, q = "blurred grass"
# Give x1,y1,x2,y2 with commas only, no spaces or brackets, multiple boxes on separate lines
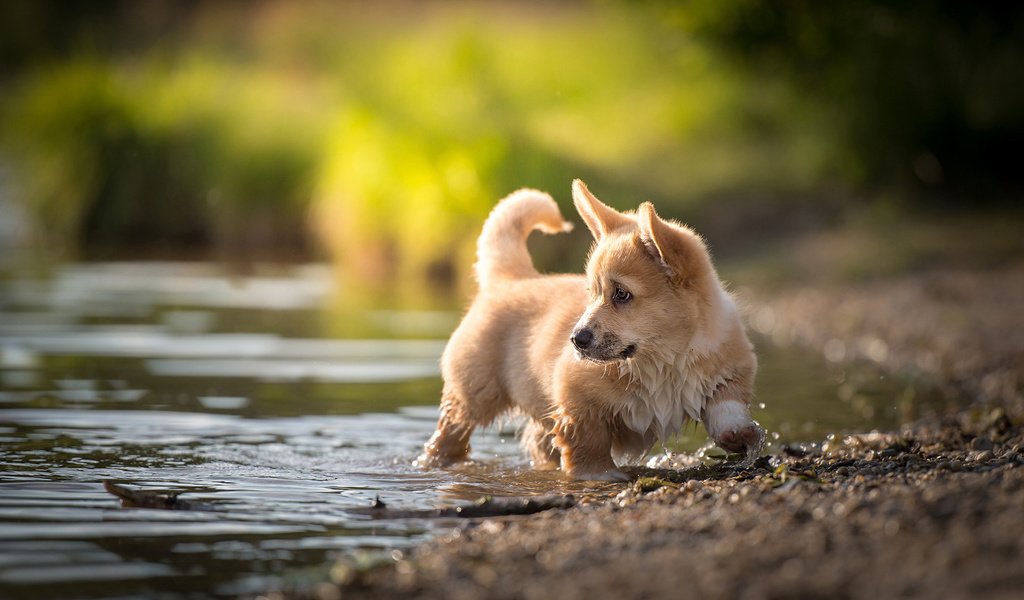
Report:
3,55,328,257
1,1,1020,288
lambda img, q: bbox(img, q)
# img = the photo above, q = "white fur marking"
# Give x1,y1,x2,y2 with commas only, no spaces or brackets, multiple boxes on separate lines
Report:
703,400,754,441
617,349,726,444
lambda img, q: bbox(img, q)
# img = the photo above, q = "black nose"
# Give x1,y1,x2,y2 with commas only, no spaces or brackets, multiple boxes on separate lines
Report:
571,328,594,350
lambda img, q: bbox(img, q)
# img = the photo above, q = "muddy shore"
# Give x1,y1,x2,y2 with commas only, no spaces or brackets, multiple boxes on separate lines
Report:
263,261,1024,600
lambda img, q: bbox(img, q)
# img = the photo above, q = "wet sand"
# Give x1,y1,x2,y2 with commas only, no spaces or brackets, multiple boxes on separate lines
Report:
267,261,1024,600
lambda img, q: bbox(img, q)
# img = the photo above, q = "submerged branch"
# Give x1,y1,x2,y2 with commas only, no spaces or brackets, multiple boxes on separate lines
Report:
103,481,216,511
351,494,577,519
103,480,576,519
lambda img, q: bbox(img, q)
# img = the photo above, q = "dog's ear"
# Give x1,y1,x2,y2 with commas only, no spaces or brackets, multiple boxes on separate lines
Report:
572,179,632,240
637,202,705,286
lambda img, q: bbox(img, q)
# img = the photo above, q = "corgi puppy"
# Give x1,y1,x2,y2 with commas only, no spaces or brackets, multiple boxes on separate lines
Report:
417,180,761,481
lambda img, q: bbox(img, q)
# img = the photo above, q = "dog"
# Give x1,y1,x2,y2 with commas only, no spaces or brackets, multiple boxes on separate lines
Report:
417,180,761,481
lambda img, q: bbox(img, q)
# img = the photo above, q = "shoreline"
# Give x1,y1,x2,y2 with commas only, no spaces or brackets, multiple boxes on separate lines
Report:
264,260,1024,600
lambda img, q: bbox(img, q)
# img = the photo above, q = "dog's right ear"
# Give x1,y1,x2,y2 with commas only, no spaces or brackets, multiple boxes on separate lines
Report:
572,179,632,240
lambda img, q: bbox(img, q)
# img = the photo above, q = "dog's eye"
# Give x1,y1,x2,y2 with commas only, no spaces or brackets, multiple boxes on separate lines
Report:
612,287,632,304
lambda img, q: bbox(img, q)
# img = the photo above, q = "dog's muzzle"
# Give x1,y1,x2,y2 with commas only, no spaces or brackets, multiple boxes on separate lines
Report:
572,329,636,362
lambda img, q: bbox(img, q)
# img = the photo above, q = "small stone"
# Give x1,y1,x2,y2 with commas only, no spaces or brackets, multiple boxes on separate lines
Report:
950,459,964,472
971,437,994,451
975,450,994,462
684,480,703,492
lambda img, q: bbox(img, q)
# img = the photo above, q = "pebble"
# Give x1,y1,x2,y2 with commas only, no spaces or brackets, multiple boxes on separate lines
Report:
975,450,994,462
971,437,994,451
685,480,703,492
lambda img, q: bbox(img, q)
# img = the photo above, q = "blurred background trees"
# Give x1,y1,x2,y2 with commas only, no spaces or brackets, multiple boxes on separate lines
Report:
1,0,1021,289
674,0,1024,196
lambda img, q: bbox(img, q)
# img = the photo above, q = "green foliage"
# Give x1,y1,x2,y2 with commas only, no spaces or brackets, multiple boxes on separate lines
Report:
299,5,830,283
10,2,1011,280
672,1,1024,196
2,56,327,255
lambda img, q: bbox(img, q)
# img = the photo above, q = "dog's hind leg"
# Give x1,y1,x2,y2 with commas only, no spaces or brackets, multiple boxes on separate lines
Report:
416,381,510,468
418,400,473,467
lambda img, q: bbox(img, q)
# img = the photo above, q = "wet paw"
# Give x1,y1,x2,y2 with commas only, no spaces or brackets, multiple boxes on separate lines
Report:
717,424,764,454
705,400,760,453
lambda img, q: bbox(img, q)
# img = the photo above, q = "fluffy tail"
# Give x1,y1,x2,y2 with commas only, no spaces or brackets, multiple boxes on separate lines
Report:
474,189,574,289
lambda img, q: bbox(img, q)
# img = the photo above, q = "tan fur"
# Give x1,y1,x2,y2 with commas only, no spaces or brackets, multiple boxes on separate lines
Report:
418,180,761,481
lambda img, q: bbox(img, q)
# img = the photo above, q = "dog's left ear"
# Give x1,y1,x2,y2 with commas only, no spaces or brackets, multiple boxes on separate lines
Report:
636,202,704,286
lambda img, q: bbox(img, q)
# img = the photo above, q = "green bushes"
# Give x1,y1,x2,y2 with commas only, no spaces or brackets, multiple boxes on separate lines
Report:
1,3,832,281
3,57,327,256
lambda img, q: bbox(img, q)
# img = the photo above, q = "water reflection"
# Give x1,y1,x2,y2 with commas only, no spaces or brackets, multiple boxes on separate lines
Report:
0,261,939,598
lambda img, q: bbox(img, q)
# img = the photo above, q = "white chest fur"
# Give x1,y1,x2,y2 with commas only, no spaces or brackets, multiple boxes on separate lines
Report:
619,353,726,441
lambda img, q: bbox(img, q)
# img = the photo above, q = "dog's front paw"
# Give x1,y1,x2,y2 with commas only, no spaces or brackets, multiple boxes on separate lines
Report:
717,424,764,454
704,400,763,454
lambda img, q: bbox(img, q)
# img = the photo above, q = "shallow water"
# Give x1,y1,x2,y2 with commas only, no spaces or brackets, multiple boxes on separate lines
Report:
0,262,935,598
